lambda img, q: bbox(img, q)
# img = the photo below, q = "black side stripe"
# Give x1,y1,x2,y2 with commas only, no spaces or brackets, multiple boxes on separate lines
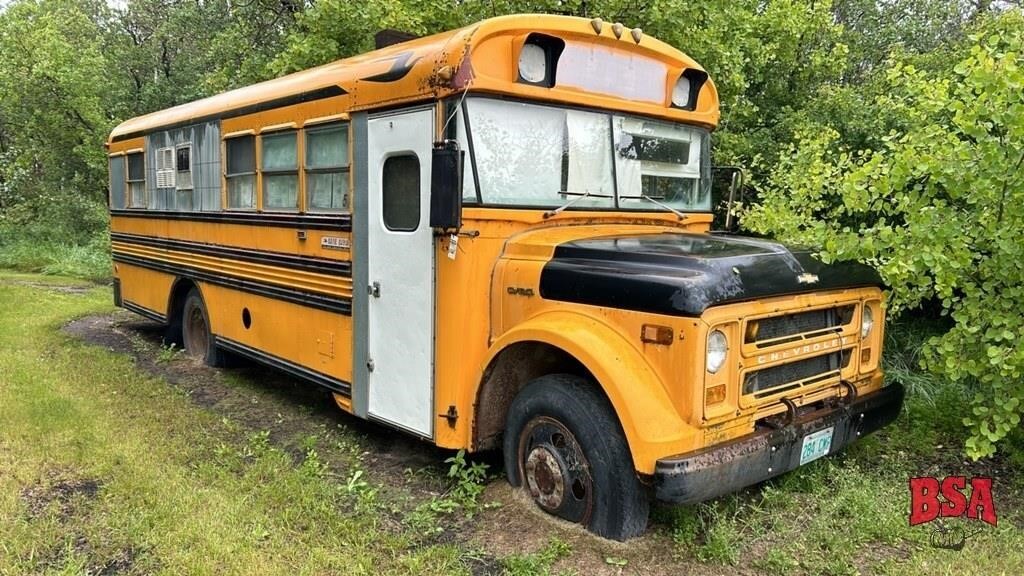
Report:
109,209,352,232
113,253,352,315
122,300,166,323
215,336,351,396
110,86,348,142
111,232,351,277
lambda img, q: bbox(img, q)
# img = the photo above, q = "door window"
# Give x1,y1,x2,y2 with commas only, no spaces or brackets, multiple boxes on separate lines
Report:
381,154,420,231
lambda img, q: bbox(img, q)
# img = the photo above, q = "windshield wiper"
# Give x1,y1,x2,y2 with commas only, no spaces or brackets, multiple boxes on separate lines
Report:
618,194,688,220
542,190,613,219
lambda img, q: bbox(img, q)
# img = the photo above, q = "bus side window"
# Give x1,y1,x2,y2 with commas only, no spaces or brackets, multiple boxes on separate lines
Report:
225,135,256,210
262,131,299,211
109,156,126,209
126,152,146,208
305,123,349,212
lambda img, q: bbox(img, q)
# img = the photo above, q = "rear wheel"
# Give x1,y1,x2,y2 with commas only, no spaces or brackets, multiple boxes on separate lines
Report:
181,288,226,367
503,374,649,540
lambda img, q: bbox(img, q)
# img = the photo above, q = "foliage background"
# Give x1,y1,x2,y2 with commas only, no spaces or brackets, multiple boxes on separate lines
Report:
0,0,1021,455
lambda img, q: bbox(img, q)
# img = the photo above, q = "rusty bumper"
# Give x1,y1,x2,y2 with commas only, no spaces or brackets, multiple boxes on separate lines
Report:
654,383,905,504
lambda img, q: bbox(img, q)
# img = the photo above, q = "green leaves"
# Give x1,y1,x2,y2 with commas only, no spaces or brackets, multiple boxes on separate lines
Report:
745,9,1024,459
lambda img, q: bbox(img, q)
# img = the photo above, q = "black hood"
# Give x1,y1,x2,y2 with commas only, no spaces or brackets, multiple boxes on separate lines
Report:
538,233,882,317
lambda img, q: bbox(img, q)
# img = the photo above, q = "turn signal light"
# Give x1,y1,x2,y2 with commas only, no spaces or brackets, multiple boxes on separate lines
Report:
705,384,727,405
861,347,872,364
641,324,673,345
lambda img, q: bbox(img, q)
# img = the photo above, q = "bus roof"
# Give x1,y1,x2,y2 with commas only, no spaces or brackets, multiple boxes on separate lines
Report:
109,14,720,142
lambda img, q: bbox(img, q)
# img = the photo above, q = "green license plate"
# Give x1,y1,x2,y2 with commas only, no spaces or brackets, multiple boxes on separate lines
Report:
799,426,834,465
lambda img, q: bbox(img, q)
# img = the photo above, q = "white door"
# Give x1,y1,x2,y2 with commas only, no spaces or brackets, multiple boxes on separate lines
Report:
366,108,435,437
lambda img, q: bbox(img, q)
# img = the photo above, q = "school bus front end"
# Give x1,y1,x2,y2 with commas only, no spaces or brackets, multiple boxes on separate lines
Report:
483,223,904,509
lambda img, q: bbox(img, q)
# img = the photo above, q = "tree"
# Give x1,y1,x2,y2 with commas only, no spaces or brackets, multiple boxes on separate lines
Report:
744,10,1024,458
0,0,112,236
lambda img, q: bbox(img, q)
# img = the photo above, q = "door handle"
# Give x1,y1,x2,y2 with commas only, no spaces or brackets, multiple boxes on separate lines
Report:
369,281,381,298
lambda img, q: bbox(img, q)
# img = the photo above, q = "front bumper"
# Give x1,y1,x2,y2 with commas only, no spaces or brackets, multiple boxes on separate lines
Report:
654,383,904,503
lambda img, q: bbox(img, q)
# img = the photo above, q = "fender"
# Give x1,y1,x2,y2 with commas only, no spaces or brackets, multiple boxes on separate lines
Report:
480,310,700,474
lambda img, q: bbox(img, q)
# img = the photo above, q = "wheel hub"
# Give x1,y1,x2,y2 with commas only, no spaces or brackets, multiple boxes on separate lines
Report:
518,417,593,524
525,445,566,510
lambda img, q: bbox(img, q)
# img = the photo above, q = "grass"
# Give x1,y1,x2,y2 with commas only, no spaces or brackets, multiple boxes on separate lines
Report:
0,274,472,575
1,271,1022,575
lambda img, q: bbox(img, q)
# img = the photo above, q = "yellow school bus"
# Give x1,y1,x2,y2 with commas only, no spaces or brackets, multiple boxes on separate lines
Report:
106,14,904,539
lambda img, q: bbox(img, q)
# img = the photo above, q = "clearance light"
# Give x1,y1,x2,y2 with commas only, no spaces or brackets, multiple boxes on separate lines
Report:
630,28,643,44
672,76,691,108
590,18,604,34
861,307,874,338
612,22,625,39
707,330,728,374
518,43,547,84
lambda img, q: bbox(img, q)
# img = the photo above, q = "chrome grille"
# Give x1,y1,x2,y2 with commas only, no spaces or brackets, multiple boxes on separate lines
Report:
749,305,854,347
744,350,852,397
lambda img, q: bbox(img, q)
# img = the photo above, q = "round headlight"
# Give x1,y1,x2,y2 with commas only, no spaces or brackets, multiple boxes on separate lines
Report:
861,307,874,338
518,43,547,84
707,329,728,374
672,76,691,107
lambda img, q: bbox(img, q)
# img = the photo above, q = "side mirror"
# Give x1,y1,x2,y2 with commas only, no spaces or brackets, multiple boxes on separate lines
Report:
711,165,745,232
430,141,464,230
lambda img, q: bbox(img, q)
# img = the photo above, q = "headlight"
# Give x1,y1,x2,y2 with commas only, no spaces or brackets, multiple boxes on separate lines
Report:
861,307,874,338
518,43,547,84
707,329,728,374
672,76,691,107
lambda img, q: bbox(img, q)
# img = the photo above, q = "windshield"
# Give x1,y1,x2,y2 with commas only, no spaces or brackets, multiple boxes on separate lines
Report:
463,97,711,212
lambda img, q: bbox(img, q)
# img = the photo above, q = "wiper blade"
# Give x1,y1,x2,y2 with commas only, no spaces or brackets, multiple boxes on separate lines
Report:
542,190,613,219
618,194,688,220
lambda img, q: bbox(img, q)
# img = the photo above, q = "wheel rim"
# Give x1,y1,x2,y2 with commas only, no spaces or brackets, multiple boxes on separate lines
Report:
184,303,208,358
519,416,593,524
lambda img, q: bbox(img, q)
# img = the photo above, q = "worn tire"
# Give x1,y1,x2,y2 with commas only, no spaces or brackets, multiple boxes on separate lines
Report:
181,288,226,367
503,374,649,540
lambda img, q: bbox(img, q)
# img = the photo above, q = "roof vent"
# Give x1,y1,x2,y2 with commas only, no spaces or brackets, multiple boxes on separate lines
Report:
375,29,419,49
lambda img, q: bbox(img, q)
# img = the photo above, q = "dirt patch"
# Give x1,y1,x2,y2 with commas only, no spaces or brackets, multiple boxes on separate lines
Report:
459,483,735,576
21,469,102,521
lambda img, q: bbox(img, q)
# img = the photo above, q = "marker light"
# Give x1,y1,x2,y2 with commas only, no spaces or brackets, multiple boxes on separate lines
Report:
707,329,728,374
672,76,692,108
518,43,547,84
861,306,874,338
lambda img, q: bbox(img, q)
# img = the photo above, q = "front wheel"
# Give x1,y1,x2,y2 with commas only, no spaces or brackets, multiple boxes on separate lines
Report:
503,374,649,540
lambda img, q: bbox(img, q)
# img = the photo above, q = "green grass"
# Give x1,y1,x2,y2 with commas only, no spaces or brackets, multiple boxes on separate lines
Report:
0,275,471,575
501,537,572,576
